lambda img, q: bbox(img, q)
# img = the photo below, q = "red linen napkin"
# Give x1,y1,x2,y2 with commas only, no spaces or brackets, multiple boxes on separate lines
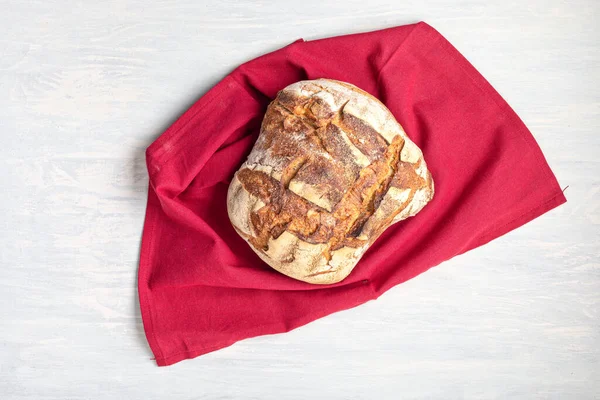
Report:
138,21,566,366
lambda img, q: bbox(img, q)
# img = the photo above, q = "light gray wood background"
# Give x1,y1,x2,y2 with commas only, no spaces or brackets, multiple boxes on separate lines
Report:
1,1,598,399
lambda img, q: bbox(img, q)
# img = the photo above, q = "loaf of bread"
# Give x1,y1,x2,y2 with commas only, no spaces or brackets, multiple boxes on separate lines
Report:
227,79,434,284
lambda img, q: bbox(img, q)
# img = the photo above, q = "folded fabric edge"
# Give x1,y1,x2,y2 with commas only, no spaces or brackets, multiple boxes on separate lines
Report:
138,188,164,364
153,295,374,367
465,190,566,256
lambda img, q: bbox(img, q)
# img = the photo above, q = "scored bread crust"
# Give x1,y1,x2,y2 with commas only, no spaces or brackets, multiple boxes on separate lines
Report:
227,79,434,284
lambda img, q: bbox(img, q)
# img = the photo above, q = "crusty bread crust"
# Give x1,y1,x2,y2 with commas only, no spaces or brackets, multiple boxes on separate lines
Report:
227,79,434,284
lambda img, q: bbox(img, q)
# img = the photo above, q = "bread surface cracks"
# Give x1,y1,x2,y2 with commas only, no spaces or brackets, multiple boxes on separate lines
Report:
235,92,426,263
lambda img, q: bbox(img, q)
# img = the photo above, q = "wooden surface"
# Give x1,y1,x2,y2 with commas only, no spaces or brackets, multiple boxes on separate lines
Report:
1,1,598,399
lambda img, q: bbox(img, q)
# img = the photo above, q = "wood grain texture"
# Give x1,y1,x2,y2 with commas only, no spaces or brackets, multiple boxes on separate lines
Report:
0,1,598,399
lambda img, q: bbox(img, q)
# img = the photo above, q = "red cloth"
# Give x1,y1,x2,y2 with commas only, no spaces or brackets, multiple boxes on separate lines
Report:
138,21,566,366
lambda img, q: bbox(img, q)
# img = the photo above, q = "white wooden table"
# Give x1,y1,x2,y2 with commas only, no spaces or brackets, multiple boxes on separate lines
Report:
1,1,598,398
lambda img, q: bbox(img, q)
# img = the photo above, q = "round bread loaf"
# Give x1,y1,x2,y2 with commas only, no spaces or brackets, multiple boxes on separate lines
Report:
227,79,434,284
